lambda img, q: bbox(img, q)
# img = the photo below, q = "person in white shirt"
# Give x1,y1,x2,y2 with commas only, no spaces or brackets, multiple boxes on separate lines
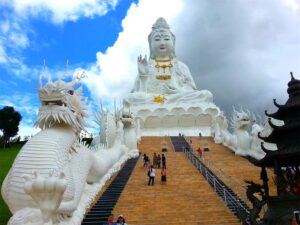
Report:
148,165,156,185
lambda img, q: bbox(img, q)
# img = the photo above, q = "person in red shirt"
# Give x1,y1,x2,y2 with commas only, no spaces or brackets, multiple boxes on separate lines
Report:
197,147,202,158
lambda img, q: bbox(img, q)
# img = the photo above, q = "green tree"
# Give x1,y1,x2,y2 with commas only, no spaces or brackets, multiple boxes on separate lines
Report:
0,106,22,148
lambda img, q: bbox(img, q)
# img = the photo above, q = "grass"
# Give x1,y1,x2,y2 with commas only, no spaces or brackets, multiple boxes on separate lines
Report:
0,143,23,225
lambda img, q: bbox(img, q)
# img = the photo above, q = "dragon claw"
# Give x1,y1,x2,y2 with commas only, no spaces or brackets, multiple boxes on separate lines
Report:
23,171,67,224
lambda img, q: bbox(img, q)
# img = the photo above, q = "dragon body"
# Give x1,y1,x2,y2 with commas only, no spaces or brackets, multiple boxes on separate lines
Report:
1,74,138,225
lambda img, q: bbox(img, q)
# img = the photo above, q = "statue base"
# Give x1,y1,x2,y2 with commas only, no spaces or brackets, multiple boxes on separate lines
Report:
126,101,222,136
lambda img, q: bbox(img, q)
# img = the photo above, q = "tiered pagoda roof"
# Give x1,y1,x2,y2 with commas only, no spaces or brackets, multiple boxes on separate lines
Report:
250,73,300,167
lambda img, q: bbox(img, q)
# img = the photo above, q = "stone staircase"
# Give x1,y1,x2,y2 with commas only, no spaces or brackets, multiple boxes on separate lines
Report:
111,137,241,225
186,136,276,202
170,136,189,152
82,157,139,225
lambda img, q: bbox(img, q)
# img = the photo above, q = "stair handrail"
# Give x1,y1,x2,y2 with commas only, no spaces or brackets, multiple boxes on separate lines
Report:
201,156,249,203
184,137,249,204
184,148,251,225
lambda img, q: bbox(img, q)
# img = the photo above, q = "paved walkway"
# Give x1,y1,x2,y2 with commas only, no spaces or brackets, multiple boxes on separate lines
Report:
112,137,241,225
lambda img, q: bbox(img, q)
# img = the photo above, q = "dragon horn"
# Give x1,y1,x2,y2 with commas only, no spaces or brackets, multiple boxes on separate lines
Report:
70,76,77,87
232,106,237,114
47,73,52,84
114,98,117,118
100,99,103,112
39,74,43,89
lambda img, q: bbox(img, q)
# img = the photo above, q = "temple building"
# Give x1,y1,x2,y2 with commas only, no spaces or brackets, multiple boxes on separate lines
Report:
255,72,300,168
248,72,300,223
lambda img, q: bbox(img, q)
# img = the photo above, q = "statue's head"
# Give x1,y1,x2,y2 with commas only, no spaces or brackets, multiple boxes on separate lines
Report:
232,108,251,130
35,72,89,134
148,17,176,59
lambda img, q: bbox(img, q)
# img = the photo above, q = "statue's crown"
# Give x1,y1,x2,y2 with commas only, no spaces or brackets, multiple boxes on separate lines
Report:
152,17,170,30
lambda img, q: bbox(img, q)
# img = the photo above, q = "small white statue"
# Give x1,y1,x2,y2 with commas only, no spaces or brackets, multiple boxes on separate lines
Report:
125,17,213,105
119,111,139,150
215,108,267,160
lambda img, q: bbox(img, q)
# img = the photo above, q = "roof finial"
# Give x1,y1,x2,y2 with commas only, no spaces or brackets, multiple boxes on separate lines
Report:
290,72,295,80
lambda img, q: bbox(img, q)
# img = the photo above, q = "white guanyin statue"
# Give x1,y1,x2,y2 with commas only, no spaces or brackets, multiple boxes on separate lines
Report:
125,17,213,105
124,17,222,136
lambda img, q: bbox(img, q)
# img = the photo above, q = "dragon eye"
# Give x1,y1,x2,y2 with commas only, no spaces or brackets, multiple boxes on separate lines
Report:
68,90,74,95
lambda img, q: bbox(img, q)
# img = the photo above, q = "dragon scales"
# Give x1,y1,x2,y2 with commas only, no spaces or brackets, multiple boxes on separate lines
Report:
1,74,138,225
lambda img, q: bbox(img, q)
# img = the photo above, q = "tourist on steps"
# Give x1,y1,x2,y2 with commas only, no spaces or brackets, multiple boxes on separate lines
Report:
161,166,167,184
143,154,149,167
153,152,158,168
104,214,117,225
162,153,166,168
148,165,156,185
147,159,152,170
197,147,203,158
157,154,161,168
116,214,127,225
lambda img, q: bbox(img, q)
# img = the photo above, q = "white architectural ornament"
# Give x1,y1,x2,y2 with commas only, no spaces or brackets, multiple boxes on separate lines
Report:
1,74,138,225
124,17,223,136
212,108,279,160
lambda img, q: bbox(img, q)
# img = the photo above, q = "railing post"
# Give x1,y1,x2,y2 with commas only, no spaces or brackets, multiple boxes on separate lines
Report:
205,168,208,179
223,186,227,204
199,161,203,174
213,176,216,191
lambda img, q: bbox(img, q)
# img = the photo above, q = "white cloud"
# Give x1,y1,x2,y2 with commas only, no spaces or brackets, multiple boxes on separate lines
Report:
83,0,300,118
83,0,184,102
283,0,300,11
0,16,33,79
0,0,119,80
0,94,40,140
0,40,8,64
6,0,119,24
0,94,39,116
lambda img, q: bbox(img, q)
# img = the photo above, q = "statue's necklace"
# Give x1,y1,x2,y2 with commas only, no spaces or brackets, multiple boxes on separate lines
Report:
155,59,173,73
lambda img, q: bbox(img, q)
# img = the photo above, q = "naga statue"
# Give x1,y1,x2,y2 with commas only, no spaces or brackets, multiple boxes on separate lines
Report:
92,106,139,151
1,73,138,225
213,108,269,160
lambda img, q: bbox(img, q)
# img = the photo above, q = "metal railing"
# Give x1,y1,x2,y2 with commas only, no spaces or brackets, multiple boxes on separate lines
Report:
201,156,249,203
184,148,251,225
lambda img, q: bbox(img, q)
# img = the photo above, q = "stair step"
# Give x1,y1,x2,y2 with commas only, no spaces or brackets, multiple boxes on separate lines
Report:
81,156,139,225
110,137,242,225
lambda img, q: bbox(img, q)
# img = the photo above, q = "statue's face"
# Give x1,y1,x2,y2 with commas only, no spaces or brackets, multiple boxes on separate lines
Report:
151,29,174,58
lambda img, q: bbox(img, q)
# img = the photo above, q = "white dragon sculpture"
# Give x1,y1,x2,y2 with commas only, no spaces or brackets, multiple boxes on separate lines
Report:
212,108,269,160
91,104,139,151
1,74,138,225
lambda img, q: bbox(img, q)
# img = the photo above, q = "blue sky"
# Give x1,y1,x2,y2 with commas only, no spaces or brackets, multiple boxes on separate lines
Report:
0,0,300,139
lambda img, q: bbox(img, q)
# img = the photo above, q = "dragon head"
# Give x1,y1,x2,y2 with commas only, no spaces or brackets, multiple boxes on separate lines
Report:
35,73,89,134
232,108,250,130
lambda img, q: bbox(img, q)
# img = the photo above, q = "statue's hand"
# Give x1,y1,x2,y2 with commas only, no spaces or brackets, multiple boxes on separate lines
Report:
137,55,149,76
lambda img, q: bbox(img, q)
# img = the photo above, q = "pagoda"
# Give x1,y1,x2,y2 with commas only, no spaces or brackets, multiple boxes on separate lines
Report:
247,72,300,224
